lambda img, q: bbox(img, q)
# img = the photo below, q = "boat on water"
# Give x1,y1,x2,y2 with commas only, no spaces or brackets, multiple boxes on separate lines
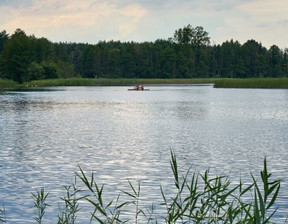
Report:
128,85,149,91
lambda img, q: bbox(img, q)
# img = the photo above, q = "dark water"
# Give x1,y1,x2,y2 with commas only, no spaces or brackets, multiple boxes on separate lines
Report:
0,85,287,223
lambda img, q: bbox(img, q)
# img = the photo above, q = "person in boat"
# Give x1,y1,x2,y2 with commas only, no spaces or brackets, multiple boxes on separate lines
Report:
135,85,144,90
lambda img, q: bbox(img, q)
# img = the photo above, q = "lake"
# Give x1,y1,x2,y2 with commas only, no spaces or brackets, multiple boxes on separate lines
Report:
0,85,288,223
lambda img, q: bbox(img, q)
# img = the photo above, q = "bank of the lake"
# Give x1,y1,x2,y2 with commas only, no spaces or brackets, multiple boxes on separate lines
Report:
214,78,288,88
27,78,218,87
0,79,19,89
1,78,288,89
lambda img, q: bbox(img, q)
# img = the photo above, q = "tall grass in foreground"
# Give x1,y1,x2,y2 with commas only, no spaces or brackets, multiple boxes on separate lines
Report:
31,188,49,224
214,78,288,88
0,205,6,223
0,151,287,223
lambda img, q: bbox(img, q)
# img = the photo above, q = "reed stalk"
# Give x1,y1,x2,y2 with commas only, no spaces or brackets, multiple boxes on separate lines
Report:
214,78,288,88
0,205,6,223
31,188,50,224
0,151,286,223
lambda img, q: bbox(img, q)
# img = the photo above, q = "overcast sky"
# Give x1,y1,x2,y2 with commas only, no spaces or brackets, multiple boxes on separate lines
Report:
1,0,287,49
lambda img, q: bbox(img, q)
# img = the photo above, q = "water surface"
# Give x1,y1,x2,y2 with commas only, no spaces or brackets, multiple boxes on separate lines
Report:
0,85,288,223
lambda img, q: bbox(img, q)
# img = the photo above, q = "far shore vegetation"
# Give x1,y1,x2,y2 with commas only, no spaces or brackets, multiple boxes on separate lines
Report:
0,151,287,223
1,25,288,87
1,78,288,90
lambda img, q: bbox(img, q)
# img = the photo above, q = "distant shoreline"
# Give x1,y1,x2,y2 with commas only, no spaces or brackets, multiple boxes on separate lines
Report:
1,78,288,89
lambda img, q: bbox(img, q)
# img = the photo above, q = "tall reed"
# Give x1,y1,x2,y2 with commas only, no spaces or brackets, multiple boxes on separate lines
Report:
0,151,286,223
0,79,19,89
57,177,84,224
27,78,217,87
31,188,50,224
74,151,283,223
214,78,288,88
0,205,6,223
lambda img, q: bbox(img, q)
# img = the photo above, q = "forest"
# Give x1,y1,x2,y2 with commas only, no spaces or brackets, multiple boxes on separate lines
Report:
0,25,288,83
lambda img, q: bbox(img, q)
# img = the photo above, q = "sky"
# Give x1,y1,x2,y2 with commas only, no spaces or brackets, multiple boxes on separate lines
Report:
0,0,287,49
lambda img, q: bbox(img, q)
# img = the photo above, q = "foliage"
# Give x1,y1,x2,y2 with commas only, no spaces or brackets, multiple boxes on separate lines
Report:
173,25,210,46
0,27,287,83
1,29,31,83
28,62,45,80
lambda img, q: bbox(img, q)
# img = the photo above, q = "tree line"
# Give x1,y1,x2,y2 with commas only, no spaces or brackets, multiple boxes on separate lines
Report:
0,26,287,83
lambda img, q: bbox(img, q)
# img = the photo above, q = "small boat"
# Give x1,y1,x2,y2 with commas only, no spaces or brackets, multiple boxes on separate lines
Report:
128,85,149,91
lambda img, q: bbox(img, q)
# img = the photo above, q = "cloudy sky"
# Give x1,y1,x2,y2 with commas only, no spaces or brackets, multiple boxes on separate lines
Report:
0,0,287,48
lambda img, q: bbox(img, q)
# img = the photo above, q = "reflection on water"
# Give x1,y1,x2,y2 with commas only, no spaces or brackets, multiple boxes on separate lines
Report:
0,85,288,223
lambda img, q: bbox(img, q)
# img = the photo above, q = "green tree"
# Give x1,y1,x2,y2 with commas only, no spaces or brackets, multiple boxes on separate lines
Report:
30,37,56,63
80,45,98,78
1,29,31,83
220,40,242,78
241,40,268,78
268,45,283,77
55,61,76,78
28,62,45,80
173,25,210,46
41,61,59,79
119,43,137,78
0,30,9,78
0,30,8,53
283,48,288,76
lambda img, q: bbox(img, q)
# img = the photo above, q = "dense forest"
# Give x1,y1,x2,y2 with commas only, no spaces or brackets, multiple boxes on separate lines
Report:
0,25,287,83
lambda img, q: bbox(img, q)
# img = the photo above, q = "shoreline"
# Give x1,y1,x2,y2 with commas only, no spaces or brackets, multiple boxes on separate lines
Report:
1,77,288,89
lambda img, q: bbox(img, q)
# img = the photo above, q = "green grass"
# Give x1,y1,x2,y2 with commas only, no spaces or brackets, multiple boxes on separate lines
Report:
0,151,286,224
26,78,217,87
214,78,288,89
0,79,19,89
1,78,288,90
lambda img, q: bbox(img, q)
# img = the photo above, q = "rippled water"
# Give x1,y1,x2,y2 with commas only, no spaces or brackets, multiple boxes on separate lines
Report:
0,85,288,223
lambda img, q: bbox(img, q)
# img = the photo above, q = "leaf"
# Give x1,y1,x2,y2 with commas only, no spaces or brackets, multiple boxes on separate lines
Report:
127,179,137,196
86,198,107,216
105,198,114,209
91,214,105,224
77,166,94,193
116,201,130,210
253,189,261,224
160,186,167,205
240,183,254,196
267,182,280,210
122,190,137,199
252,175,265,219
170,149,179,189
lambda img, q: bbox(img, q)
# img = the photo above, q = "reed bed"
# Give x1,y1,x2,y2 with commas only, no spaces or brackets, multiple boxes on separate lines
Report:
0,151,287,223
214,78,288,89
0,79,19,89
2,78,288,89
26,78,216,87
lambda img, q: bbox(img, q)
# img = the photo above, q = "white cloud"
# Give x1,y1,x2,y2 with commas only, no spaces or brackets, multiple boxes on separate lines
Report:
0,0,287,48
217,0,288,48
0,0,147,42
